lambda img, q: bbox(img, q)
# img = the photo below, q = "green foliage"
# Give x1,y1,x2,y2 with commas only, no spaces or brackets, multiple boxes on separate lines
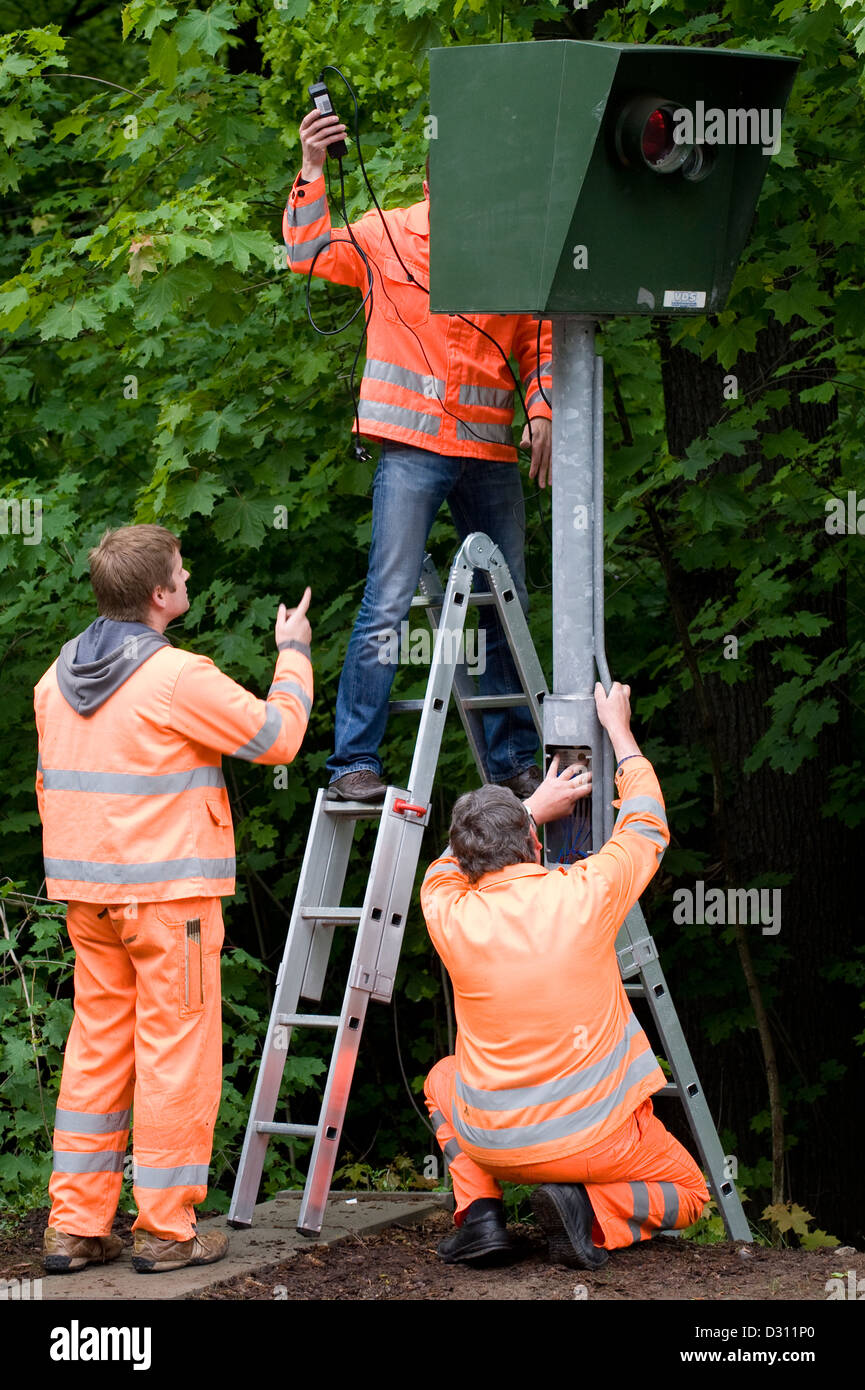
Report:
0,0,861,1237
0,888,73,1213
761,1201,840,1249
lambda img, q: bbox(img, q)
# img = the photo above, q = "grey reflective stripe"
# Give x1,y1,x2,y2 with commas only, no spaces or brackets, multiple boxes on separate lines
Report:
41,766,225,796
55,1108,130,1135
286,231,332,264
615,796,668,827
284,194,327,228
52,1149,125,1174
358,400,441,437
455,1014,642,1112
456,420,513,445
525,388,545,410
429,1109,447,1133
659,1181,679,1230
443,1138,461,1163
364,357,444,397
627,1180,651,1243
277,639,311,659
617,819,667,854
232,703,283,761
458,383,514,410
268,679,312,716
44,856,235,885
523,359,552,386
133,1163,209,1189
452,1048,660,1151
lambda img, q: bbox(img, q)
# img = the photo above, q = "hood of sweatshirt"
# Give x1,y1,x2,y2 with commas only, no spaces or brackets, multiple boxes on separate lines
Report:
55,617,170,717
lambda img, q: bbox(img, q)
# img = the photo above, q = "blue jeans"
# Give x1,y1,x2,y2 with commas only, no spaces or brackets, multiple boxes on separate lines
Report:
327,442,540,785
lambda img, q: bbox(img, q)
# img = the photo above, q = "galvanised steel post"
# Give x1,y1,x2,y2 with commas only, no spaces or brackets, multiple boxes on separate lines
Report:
544,315,607,854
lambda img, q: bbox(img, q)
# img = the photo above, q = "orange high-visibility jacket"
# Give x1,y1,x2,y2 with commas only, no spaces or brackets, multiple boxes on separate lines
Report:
282,174,552,461
420,755,670,1170
35,632,313,904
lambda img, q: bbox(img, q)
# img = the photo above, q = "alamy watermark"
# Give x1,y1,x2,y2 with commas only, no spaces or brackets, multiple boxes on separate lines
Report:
673,881,781,936
376,621,486,676
0,497,42,545
672,102,781,156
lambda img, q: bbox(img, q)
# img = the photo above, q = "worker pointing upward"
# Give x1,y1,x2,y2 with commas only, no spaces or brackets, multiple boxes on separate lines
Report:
284,102,554,804
35,524,314,1275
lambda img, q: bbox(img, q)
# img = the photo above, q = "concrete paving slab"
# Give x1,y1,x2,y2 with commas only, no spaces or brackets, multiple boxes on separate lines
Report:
41,1191,450,1301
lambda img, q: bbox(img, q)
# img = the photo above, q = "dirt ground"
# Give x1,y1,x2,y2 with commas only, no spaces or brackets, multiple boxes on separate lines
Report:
4,1206,860,1301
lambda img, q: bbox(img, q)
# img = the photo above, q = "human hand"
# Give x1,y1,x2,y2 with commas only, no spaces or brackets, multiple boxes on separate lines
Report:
299,109,348,181
524,754,593,827
276,587,312,649
594,681,632,736
520,416,552,489
594,681,641,763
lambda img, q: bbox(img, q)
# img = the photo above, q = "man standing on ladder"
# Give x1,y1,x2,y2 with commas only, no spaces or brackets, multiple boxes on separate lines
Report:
422,681,710,1268
35,525,314,1274
284,104,553,804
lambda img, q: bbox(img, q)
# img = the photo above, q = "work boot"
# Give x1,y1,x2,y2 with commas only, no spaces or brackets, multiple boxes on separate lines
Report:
131,1228,229,1273
326,771,387,803
531,1183,609,1270
43,1227,124,1274
501,765,543,799
436,1198,515,1265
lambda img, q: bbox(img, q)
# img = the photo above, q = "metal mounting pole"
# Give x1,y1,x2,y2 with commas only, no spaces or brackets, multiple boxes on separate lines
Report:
544,315,607,856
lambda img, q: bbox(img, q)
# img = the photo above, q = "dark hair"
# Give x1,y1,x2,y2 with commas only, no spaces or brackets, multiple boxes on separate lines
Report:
448,784,536,885
89,524,180,622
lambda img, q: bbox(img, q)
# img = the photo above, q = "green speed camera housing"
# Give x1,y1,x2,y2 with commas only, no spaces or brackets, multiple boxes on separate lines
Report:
428,41,798,316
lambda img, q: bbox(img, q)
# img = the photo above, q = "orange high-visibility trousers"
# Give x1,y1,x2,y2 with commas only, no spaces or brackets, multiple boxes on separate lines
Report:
425,1056,709,1249
48,897,224,1242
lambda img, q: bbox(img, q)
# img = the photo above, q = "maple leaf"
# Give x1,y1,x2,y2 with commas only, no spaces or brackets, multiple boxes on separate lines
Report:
128,236,162,287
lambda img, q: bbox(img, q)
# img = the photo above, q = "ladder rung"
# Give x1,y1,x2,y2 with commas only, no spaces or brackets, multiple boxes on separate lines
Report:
657,1083,679,1096
410,593,495,608
277,1013,340,1029
256,1122,319,1138
389,694,528,714
322,800,384,818
299,906,361,922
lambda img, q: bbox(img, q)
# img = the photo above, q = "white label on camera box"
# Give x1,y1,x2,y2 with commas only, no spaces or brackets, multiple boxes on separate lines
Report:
663,289,707,309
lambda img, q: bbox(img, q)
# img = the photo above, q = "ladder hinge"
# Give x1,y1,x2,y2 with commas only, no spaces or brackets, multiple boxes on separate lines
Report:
349,961,376,992
617,935,658,978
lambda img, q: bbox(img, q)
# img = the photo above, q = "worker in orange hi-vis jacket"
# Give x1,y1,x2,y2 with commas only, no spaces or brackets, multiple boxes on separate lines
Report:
34,524,314,1276
421,681,710,1269
283,105,553,807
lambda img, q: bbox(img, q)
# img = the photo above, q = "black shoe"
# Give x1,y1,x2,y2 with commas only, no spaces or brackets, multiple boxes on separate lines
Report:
326,771,387,803
501,765,543,799
436,1198,514,1265
530,1184,609,1270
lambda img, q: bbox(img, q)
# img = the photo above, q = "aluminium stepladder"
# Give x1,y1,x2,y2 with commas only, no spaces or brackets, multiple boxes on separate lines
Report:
228,531,750,1241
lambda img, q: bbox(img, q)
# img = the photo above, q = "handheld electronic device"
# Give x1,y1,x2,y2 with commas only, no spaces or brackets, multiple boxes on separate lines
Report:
308,80,348,159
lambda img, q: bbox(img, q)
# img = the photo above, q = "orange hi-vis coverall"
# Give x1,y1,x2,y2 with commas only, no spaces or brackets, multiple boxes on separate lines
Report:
34,619,313,1241
282,174,553,460
421,755,710,1250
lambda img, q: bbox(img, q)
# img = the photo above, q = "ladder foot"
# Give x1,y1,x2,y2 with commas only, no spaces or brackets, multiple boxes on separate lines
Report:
297,1225,322,1239
227,1218,252,1230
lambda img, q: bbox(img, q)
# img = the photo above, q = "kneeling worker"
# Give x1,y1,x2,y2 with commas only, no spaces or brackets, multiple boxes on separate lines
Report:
35,525,314,1274
421,681,710,1268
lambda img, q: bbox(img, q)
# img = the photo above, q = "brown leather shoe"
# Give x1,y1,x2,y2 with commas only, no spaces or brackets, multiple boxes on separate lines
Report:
326,770,387,802
131,1228,228,1273
43,1227,124,1274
